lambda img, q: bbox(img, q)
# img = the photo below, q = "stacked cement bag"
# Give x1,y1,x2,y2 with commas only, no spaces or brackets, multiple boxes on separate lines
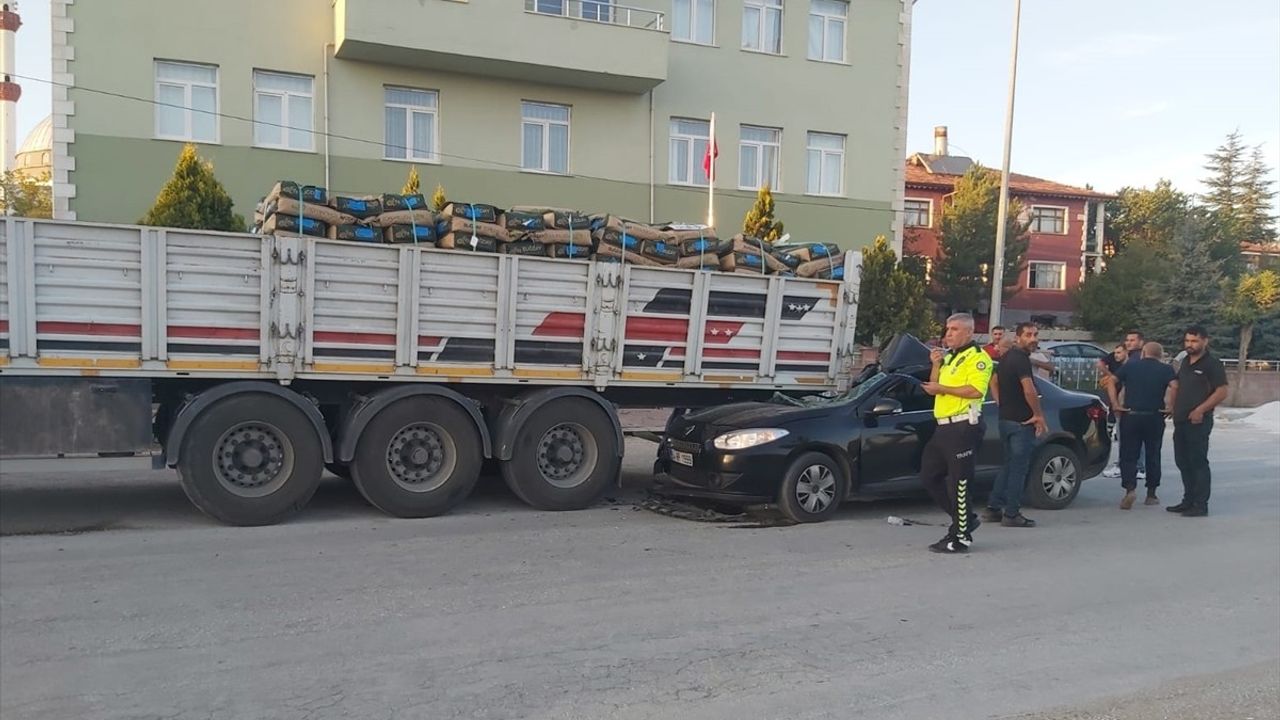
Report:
257,181,350,238
776,242,845,279
591,216,675,267
373,193,436,245
665,224,729,270
498,207,595,259
719,235,798,275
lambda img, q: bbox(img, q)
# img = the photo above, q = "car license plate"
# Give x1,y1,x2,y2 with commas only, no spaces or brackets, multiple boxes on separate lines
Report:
671,450,694,467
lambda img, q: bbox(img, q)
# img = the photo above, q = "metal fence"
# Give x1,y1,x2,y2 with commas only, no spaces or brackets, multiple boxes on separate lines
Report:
525,0,666,30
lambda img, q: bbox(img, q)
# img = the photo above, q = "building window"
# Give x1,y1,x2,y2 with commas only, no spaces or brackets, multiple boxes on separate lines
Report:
669,118,711,186
1028,261,1066,290
805,132,844,196
742,0,783,54
522,101,570,174
904,199,932,228
739,125,781,191
1029,205,1067,234
808,0,846,62
673,0,715,44
154,61,218,143
253,70,314,151
384,87,439,162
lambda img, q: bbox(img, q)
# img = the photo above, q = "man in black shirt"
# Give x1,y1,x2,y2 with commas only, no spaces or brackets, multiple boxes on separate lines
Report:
1107,342,1177,509
986,322,1048,527
1169,325,1229,517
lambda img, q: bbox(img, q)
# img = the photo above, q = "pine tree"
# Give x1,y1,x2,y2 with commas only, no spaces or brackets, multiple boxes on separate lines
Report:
429,183,448,213
403,166,421,196
140,144,246,232
1145,214,1226,346
1239,145,1278,244
855,236,938,345
742,185,785,243
1200,130,1257,265
931,164,1029,314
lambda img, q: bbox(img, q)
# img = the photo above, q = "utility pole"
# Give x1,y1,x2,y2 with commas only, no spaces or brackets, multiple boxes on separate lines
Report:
989,0,1021,329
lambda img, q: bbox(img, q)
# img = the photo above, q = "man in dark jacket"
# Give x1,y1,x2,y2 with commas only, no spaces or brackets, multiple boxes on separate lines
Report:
1107,342,1177,509
1168,325,1229,517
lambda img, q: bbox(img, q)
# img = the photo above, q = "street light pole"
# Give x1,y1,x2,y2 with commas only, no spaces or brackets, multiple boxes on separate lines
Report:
989,0,1022,329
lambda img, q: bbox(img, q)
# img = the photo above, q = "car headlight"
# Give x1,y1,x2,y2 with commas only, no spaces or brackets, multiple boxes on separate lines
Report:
713,428,790,450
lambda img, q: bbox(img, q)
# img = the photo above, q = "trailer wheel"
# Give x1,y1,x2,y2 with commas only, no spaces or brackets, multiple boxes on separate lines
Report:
176,393,324,526
501,397,619,511
349,397,483,518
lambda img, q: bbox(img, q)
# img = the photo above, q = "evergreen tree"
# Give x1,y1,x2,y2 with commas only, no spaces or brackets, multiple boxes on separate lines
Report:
855,236,938,345
931,164,1029,314
1072,240,1170,340
140,144,245,232
403,166,421,196
1239,145,1278,244
1144,215,1226,346
429,183,448,213
742,185,785,243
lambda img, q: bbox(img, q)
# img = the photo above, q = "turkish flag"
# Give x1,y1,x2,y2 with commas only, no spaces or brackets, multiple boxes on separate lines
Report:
702,139,718,179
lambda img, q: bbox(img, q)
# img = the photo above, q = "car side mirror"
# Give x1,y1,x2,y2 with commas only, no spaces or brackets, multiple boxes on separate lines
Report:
870,398,903,416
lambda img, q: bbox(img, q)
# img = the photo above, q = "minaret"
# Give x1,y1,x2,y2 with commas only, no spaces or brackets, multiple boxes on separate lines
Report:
1,2,21,174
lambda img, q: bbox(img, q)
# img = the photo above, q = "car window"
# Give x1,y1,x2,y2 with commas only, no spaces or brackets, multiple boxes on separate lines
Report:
1078,345,1108,359
1051,344,1080,358
882,378,935,413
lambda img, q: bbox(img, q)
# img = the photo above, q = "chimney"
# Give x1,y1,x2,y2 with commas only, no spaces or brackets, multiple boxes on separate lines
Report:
933,126,948,156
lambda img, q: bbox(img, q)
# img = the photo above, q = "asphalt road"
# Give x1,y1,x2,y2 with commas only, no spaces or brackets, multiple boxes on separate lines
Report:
1,419,1278,720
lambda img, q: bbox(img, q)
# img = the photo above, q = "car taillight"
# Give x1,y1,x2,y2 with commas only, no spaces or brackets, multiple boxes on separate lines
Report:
1086,404,1107,421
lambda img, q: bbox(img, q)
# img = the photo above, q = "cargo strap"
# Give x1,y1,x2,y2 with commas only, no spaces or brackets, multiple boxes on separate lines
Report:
469,203,479,249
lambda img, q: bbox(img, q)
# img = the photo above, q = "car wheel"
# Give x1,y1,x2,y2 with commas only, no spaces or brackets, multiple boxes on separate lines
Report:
777,452,847,523
1024,443,1083,510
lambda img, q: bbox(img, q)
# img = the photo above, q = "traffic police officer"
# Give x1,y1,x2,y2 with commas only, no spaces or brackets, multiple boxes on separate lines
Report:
920,313,994,554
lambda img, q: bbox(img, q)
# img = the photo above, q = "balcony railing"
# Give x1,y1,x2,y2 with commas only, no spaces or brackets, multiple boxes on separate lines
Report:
525,0,665,31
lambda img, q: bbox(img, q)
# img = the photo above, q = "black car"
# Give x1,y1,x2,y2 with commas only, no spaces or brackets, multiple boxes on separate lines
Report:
653,335,1111,523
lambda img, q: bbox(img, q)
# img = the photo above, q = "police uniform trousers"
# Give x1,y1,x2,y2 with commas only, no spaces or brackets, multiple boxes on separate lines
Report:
920,421,983,539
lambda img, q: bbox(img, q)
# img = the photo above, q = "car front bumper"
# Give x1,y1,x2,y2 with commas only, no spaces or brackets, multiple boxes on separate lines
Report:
652,436,793,504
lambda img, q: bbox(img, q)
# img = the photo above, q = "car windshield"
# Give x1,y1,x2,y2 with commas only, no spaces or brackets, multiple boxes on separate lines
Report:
770,371,887,407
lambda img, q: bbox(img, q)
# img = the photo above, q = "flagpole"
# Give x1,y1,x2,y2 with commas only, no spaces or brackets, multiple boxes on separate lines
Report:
707,112,716,228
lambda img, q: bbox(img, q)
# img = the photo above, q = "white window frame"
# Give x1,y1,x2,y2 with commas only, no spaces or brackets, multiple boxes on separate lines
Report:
808,0,847,63
739,124,782,191
672,0,716,45
1029,204,1068,235
252,70,316,152
805,131,845,196
742,0,784,55
1028,261,1067,291
153,60,219,144
904,198,933,228
669,117,711,187
521,101,571,175
383,86,441,163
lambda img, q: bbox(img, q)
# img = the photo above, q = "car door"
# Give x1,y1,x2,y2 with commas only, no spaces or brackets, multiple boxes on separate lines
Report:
855,376,937,491
976,383,1002,480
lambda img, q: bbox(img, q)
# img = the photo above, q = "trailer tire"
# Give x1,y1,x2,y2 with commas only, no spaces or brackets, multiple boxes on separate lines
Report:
176,393,324,526
349,397,483,518
500,397,619,511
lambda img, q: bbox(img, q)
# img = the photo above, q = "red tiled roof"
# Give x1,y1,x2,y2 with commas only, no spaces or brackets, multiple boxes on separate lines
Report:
1241,241,1280,255
904,160,1114,200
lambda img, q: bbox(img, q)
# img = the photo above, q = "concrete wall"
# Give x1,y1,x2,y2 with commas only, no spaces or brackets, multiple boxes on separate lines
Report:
1229,371,1280,409
63,0,905,248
